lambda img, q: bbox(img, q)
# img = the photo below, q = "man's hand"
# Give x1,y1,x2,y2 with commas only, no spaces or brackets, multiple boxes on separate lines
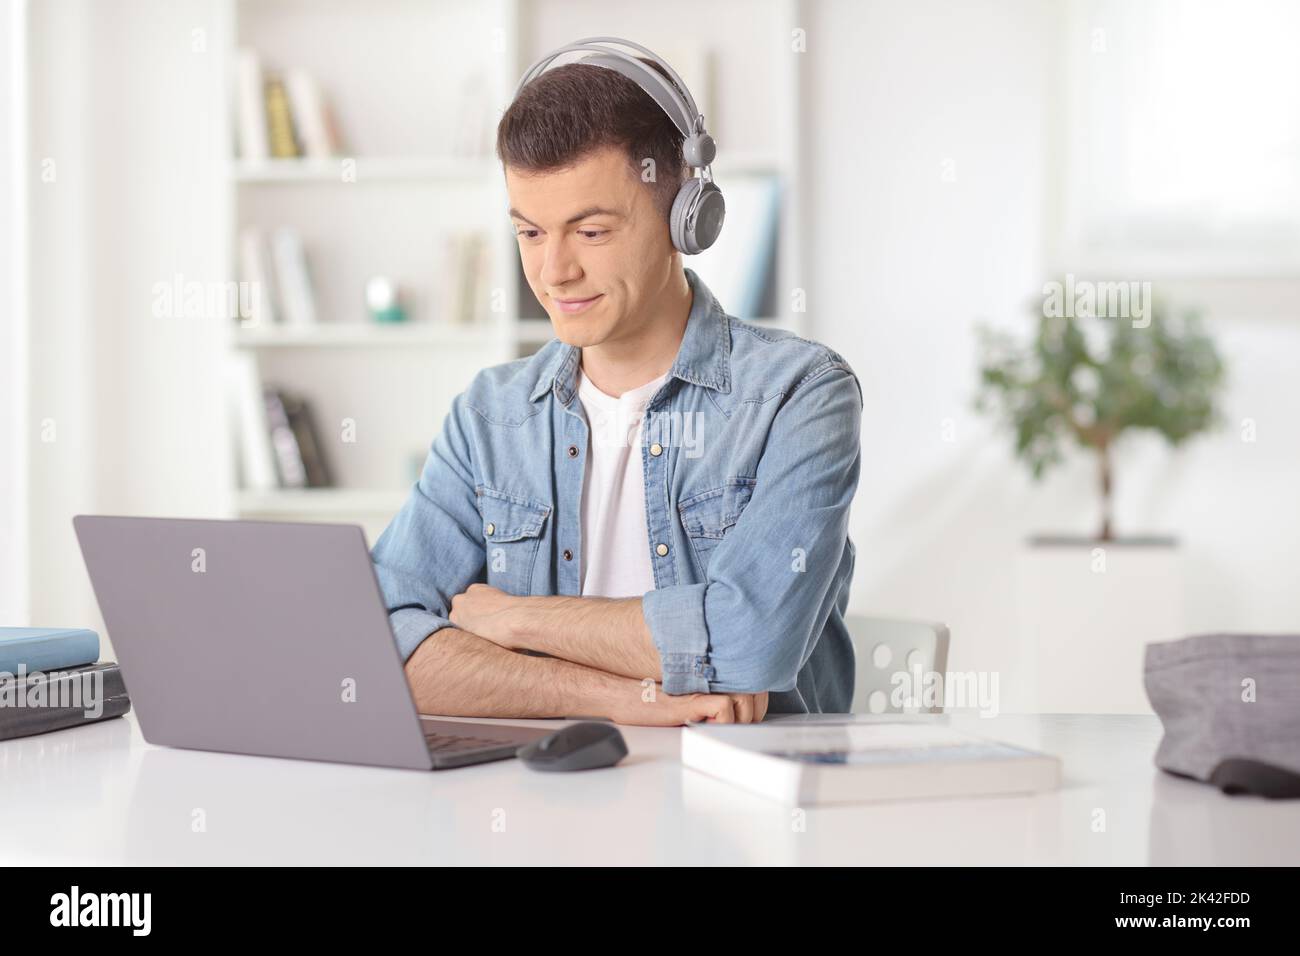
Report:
606,685,769,726
448,583,525,647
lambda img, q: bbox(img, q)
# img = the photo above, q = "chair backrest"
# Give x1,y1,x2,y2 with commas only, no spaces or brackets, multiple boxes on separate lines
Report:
845,615,951,714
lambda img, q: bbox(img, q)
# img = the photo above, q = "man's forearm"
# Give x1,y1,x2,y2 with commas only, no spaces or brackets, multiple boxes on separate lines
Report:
509,595,662,682
404,625,633,719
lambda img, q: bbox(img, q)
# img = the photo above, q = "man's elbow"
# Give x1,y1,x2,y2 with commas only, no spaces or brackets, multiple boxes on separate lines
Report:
711,653,800,695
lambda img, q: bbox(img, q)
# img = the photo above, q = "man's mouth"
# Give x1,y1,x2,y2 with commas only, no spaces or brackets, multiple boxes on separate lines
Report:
552,294,603,315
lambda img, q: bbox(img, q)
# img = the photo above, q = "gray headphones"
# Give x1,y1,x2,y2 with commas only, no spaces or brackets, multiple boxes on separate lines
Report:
513,36,725,255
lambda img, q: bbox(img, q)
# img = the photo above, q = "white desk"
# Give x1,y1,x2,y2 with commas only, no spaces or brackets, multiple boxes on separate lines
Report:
1,712,1297,865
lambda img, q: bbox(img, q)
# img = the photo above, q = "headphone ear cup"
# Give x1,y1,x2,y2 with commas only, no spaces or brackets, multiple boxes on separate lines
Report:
669,180,698,255
670,179,725,255
690,182,725,252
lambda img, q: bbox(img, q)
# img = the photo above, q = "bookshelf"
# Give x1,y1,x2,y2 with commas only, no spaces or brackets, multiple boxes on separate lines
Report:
220,0,807,538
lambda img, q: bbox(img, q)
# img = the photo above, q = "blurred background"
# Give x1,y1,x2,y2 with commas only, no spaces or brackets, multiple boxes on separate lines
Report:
3,0,1297,714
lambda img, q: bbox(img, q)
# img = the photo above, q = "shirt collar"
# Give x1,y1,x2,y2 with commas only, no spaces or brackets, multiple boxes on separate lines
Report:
529,267,732,404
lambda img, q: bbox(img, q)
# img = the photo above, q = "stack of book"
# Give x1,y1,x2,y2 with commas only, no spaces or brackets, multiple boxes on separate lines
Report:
236,49,343,162
0,628,131,741
227,355,333,493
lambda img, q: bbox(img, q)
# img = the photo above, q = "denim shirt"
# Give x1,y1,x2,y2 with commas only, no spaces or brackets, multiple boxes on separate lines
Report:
370,267,862,714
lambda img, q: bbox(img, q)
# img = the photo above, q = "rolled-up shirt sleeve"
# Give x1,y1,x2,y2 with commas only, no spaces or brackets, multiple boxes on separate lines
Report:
642,364,862,695
370,392,485,664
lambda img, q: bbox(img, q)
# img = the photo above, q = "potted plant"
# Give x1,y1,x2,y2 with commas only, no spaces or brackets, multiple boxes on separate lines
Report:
975,292,1225,541
973,285,1226,714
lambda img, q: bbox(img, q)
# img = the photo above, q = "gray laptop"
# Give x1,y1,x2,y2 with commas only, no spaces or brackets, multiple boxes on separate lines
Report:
72,515,551,770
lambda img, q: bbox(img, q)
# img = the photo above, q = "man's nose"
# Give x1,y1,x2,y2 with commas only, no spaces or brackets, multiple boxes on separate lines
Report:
539,237,581,288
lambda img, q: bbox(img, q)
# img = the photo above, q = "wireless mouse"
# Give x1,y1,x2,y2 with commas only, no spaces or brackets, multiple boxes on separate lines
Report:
517,721,628,772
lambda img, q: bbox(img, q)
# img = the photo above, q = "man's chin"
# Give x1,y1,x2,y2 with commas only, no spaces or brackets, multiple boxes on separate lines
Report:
549,316,612,348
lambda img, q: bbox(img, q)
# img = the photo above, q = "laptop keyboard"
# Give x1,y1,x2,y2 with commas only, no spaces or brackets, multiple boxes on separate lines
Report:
424,733,515,755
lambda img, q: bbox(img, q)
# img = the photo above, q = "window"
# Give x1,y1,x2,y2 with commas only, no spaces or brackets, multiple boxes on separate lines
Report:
1061,0,1300,273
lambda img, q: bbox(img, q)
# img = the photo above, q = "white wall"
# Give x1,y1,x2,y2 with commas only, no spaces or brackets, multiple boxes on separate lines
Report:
25,0,231,652
804,0,1300,681
25,0,95,635
2,0,30,626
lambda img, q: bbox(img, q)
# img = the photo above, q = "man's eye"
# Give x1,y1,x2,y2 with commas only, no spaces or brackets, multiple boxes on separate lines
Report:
578,230,607,239
516,229,540,240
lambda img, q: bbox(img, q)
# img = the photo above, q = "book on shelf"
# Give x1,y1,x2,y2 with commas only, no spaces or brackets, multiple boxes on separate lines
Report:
264,73,298,159
237,226,319,330
681,716,1062,806
441,233,490,324
283,390,333,488
228,352,277,491
264,389,308,488
237,227,279,327
235,49,268,162
269,228,319,327
236,49,341,162
228,353,333,493
284,68,338,160
264,389,333,489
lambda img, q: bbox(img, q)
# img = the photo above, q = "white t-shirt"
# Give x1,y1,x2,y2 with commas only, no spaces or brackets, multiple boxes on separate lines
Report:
576,367,671,598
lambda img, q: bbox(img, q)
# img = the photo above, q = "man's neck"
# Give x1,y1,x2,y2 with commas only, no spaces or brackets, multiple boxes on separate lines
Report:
580,270,692,398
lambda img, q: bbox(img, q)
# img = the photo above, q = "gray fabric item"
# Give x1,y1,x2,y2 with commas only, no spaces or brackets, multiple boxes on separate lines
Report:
1144,633,1300,797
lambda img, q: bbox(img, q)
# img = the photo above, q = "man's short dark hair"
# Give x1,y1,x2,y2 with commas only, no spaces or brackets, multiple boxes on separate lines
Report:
496,58,687,225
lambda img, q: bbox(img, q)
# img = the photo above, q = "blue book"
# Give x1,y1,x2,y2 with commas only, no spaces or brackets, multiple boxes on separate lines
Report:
0,627,100,674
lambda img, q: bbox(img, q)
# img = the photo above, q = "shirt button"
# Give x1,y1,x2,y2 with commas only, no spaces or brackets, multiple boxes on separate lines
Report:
655,543,669,557
563,549,573,561
567,445,578,458
485,523,495,536
650,442,663,457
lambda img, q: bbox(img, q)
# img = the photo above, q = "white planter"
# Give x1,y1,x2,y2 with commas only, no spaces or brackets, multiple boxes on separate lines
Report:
1015,539,1185,714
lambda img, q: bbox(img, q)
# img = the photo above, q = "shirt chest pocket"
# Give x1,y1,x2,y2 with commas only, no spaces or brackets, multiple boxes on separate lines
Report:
677,477,757,575
477,487,551,595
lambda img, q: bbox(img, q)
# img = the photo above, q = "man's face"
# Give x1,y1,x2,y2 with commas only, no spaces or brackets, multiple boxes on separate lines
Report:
507,145,676,348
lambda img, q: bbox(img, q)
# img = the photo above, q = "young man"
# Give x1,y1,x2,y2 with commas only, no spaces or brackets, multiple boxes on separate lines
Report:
370,53,862,726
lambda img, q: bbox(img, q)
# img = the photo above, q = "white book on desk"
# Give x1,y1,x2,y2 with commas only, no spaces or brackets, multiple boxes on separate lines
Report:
681,718,1061,806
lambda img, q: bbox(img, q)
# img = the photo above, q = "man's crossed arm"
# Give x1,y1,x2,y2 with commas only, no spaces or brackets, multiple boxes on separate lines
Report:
404,592,767,726
450,585,660,679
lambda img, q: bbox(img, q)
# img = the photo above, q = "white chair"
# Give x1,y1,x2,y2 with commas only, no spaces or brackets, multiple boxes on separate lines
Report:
845,615,951,715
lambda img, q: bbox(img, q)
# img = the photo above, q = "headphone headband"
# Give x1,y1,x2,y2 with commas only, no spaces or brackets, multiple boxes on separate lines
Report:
514,37,701,148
